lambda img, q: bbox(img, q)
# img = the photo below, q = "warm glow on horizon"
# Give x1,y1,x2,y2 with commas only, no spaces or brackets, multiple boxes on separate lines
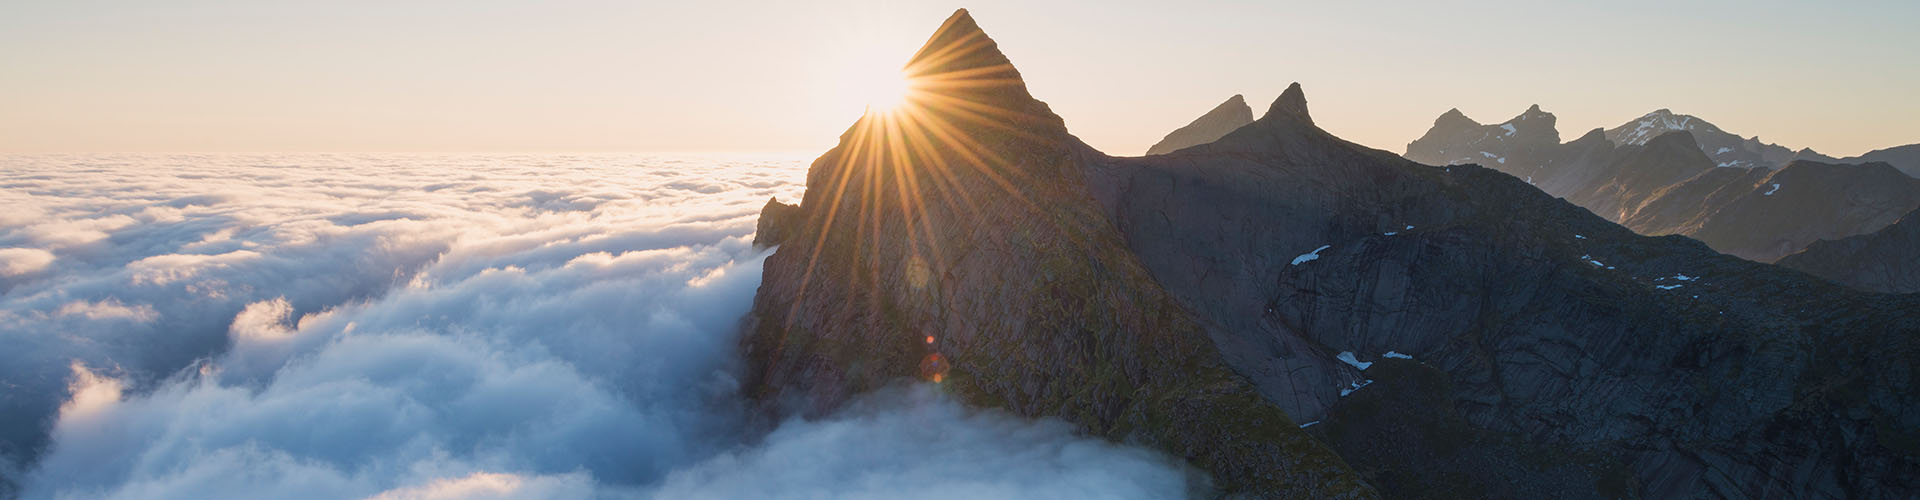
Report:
0,2,1916,155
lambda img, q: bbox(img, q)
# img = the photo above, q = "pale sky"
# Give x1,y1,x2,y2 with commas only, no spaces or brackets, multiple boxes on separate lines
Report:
2,0,1916,156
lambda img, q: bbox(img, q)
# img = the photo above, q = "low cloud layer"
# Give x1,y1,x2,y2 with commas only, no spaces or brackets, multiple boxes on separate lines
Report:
0,153,1190,499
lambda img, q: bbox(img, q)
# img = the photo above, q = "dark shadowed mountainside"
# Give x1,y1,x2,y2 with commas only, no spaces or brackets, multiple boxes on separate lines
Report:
1778,207,1920,294
747,9,1920,498
1088,87,1919,499
1145,94,1254,155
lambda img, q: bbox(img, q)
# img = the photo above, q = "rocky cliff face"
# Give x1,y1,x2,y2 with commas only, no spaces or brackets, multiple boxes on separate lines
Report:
751,197,803,248
747,9,1920,498
739,10,1372,498
1145,94,1255,155
1777,208,1920,293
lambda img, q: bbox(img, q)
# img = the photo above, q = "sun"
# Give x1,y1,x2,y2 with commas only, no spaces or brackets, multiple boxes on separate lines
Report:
861,69,914,114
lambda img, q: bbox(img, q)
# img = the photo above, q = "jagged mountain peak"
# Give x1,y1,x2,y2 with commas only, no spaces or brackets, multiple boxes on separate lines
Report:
1202,82,1399,159
1266,82,1312,124
894,8,1064,136
1502,105,1558,137
1404,103,1562,169
1144,93,1256,155
1511,104,1554,124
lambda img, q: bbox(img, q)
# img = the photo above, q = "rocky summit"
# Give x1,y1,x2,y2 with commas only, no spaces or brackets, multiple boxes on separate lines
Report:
1404,104,1560,171
1602,109,1798,170
745,9,1920,499
1145,94,1255,156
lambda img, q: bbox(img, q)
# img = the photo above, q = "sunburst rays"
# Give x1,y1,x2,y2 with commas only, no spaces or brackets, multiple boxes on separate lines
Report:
779,17,1064,383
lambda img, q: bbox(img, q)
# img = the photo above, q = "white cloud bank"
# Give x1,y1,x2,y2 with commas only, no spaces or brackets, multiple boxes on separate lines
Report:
0,153,1190,499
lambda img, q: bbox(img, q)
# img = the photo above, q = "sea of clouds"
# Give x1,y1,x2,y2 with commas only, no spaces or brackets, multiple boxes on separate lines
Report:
0,154,1190,499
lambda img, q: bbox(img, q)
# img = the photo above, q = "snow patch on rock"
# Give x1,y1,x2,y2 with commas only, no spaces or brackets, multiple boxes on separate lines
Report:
1291,245,1331,266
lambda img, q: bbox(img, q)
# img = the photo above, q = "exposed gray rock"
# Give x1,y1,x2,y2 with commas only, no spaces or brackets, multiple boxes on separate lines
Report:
1145,94,1254,156
751,197,802,248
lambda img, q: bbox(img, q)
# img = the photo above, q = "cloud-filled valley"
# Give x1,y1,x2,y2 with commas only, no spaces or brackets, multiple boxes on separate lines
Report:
0,154,1191,499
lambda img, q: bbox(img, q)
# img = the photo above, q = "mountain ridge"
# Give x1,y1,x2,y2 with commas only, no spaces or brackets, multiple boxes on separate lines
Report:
1405,106,1920,264
747,9,1920,498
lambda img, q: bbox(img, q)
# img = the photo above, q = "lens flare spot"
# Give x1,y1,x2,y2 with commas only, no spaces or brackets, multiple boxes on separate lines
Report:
919,352,950,383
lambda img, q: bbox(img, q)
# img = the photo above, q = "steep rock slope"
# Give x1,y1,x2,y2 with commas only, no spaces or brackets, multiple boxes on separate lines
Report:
1624,161,1920,262
1085,89,1920,498
739,10,1373,498
1777,208,1920,293
1145,94,1255,155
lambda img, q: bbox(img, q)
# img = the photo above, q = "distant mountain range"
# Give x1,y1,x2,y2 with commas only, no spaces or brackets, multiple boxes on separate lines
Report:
746,9,1920,498
1400,105,1920,265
